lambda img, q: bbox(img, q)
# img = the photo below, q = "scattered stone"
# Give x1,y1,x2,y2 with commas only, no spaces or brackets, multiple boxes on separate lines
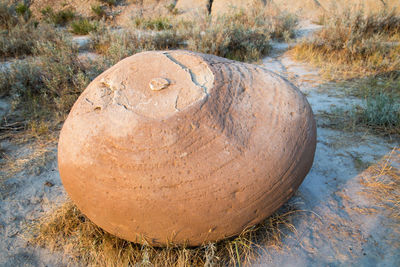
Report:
44,181,54,187
149,77,170,91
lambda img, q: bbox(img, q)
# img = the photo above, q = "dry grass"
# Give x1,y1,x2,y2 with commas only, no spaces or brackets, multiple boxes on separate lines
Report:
361,148,400,221
319,75,400,137
91,8,298,63
90,24,184,65
0,137,57,185
27,201,303,266
292,10,400,80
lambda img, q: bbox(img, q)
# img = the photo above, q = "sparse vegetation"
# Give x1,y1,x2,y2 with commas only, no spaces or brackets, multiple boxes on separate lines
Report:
99,0,117,7
41,6,75,26
90,25,184,65
0,0,18,29
321,75,400,136
70,18,96,35
361,148,400,221
166,3,179,15
91,4,106,19
0,22,39,58
134,17,173,31
28,200,301,266
0,1,40,58
15,2,31,21
293,10,400,79
0,28,103,131
184,9,298,61
185,15,270,62
92,8,298,63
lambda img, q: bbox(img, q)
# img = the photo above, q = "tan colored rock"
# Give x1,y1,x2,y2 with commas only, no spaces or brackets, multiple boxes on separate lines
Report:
58,50,316,246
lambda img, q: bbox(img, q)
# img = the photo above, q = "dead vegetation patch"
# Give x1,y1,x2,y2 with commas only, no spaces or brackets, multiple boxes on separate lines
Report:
26,201,304,266
360,148,400,222
292,10,400,80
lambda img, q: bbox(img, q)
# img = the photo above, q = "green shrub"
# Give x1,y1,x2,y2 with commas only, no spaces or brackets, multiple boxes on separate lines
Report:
166,3,178,15
91,5,105,19
99,0,117,7
134,17,172,31
0,0,18,29
324,77,400,135
70,19,96,35
41,6,75,26
360,92,400,129
15,2,31,21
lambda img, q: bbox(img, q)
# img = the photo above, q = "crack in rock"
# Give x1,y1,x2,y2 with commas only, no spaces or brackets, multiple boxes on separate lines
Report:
162,52,209,97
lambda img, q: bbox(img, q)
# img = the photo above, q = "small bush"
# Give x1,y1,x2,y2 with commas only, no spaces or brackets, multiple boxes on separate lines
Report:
0,29,103,124
0,0,17,29
70,19,96,35
166,3,179,15
99,0,117,7
15,2,31,21
134,17,172,31
0,0,32,29
0,22,66,58
185,13,271,62
91,25,184,65
359,92,400,130
187,23,269,62
293,10,400,79
0,22,36,58
41,6,75,26
322,75,400,136
91,5,106,19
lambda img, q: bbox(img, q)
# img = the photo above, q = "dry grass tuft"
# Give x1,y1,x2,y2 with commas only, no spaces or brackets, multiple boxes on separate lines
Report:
319,75,400,136
0,134,57,183
361,148,400,221
27,201,302,266
292,10,400,79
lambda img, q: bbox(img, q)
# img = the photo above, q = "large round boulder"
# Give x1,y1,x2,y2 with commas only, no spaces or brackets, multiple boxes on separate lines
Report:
58,50,316,246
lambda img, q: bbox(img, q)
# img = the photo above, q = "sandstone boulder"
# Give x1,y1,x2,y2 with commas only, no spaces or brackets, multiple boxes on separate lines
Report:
58,50,316,246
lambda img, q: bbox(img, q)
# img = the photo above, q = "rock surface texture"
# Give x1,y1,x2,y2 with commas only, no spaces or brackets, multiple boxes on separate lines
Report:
58,50,317,246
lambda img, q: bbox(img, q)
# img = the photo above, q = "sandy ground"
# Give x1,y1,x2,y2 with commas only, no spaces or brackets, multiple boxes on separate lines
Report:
0,21,399,266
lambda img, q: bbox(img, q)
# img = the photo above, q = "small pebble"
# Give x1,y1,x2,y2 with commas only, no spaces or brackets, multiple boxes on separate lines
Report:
44,181,54,187
149,77,170,91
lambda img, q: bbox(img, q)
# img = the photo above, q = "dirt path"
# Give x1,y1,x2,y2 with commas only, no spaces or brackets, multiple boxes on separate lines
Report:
0,22,399,266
